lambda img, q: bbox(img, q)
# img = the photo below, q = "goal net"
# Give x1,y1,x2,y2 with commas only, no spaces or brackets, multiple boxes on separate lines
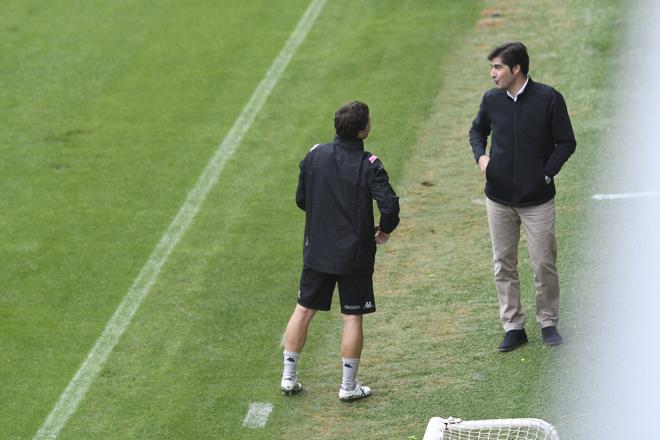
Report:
423,417,560,440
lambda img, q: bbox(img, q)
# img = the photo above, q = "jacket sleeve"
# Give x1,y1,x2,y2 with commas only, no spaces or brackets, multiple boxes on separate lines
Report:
469,93,491,162
545,90,576,177
295,156,306,211
370,160,400,234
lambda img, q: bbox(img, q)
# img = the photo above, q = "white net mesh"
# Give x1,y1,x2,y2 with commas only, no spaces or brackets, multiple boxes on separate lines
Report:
423,417,560,440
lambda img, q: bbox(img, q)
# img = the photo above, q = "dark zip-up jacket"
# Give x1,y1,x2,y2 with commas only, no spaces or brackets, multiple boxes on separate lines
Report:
469,78,576,206
296,135,400,275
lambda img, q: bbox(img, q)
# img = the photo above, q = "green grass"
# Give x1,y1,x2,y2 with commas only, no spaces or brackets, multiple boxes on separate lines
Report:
0,0,624,438
1,1,312,437
1,1,479,439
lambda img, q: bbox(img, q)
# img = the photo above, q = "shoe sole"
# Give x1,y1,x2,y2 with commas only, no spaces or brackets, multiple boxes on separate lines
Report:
498,339,528,352
339,394,371,402
543,339,563,346
281,387,303,395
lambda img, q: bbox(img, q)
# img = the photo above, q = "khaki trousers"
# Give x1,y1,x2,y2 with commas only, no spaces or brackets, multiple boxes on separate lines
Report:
486,198,559,331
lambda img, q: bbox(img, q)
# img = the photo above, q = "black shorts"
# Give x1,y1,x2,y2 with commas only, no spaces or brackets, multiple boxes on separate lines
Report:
298,267,376,315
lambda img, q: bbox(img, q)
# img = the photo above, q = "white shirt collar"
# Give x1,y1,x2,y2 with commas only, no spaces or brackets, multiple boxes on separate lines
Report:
507,76,529,102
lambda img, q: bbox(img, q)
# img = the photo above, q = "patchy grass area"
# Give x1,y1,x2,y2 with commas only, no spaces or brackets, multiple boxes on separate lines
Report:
364,0,624,438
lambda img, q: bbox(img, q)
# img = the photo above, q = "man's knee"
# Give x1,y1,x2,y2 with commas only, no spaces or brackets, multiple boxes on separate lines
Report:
293,304,317,322
493,257,518,277
341,313,363,326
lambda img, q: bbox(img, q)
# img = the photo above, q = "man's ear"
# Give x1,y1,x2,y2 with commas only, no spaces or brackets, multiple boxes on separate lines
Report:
512,64,521,76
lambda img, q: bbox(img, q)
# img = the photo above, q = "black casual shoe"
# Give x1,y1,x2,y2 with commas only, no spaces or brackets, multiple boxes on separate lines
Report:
541,326,563,346
498,329,528,352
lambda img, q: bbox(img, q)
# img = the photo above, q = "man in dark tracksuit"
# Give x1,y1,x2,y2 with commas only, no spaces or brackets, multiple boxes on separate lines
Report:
469,42,576,352
281,101,399,401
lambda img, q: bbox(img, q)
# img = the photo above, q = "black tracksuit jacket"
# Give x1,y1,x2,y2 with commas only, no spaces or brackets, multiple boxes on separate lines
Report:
469,78,576,206
296,135,400,275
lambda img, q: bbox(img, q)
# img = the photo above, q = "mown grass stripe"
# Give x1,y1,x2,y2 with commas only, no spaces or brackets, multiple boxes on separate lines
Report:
242,403,274,429
32,1,326,438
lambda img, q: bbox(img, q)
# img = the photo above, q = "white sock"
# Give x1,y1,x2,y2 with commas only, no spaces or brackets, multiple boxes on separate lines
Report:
282,351,300,381
341,357,360,390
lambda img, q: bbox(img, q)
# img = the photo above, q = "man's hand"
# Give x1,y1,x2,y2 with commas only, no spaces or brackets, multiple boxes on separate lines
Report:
375,226,390,245
478,155,490,174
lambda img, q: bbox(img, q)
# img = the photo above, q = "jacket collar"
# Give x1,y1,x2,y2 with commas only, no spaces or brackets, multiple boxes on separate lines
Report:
507,75,530,101
497,76,536,99
333,134,364,150
514,76,536,99
519,76,535,95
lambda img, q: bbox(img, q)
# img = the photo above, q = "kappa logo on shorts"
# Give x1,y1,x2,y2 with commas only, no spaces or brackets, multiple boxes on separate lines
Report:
364,301,374,309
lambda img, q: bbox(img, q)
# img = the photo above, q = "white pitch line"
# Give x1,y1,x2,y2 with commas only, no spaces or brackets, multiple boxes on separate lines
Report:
591,190,660,200
33,1,326,439
243,402,274,429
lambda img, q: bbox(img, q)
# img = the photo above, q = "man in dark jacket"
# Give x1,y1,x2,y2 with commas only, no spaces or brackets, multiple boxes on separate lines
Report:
281,101,399,400
469,42,576,352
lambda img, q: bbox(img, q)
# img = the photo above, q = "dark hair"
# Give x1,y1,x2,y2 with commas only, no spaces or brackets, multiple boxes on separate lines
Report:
334,101,369,140
488,42,529,76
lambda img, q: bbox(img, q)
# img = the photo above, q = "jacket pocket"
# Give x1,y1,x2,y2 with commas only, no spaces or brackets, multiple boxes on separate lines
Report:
485,156,499,184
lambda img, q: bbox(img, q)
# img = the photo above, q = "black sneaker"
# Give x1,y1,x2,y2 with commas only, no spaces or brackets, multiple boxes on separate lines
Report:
541,326,563,346
498,329,528,352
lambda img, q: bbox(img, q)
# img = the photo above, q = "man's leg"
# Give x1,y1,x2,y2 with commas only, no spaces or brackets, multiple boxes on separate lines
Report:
338,313,370,400
284,304,317,353
519,199,561,344
281,304,316,394
337,275,373,401
486,198,525,331
281,268,335,394
340,313,363,390
340,313,363,358
486,198,529,352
